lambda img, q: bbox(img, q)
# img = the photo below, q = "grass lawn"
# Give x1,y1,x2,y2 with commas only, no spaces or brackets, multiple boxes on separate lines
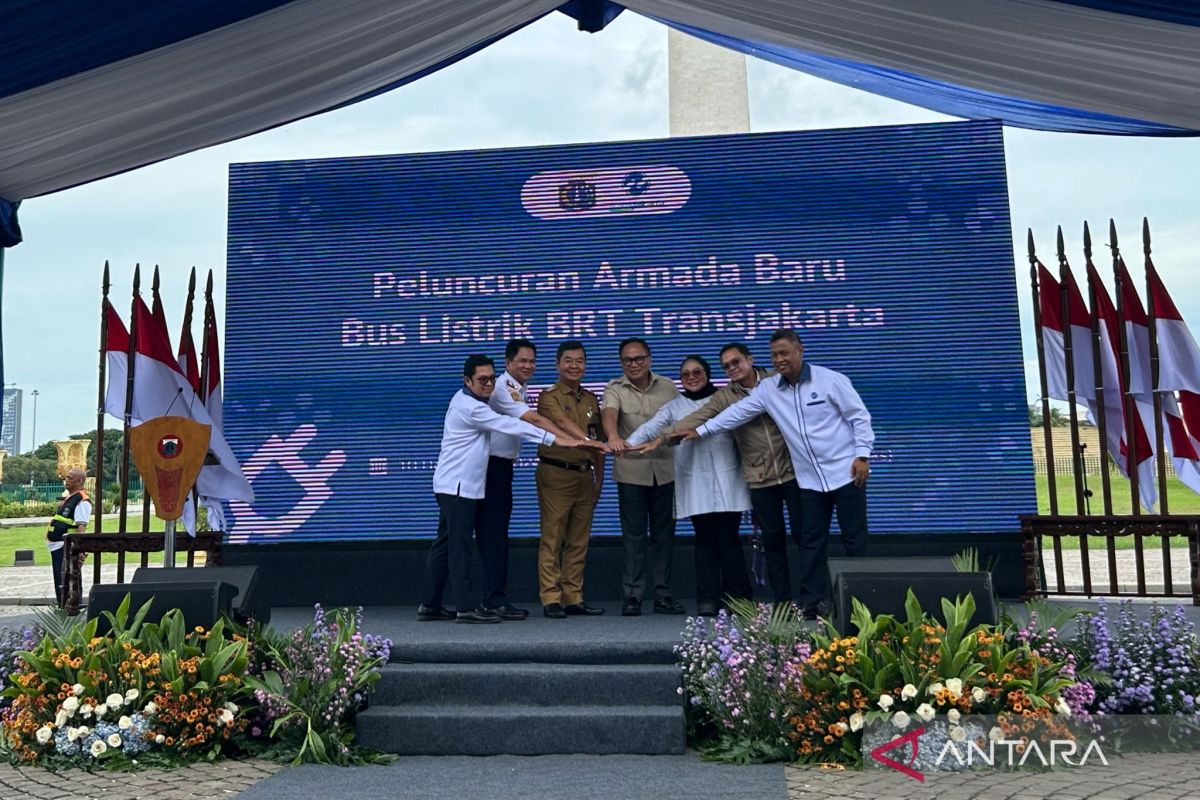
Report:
1035,475,1200,550
0,518,171,568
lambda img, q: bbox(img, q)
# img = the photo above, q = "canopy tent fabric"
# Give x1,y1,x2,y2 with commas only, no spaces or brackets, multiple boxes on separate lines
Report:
3,0,1200,233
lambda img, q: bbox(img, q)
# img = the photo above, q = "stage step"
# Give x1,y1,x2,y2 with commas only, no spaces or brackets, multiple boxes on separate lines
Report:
371,662,681,707
357,656,685,755
355,704,685,756
389,640,677,665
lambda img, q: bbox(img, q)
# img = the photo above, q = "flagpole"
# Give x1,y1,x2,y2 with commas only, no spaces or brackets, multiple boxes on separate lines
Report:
118,265,140,534
1029,230,1059,514
1143,219,1169,515
1057,227,1087,514
1084,224,1114,516
1111,221,1141,516
143,267,163,537
183,267,200,529
94,262,110,535
199,270,212,406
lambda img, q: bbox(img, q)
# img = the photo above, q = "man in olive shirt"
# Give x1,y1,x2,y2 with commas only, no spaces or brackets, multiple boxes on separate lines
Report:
603,337,684,616
535,341,606,618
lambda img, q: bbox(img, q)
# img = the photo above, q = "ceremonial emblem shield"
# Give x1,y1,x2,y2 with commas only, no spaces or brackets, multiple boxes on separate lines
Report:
128,416,211,520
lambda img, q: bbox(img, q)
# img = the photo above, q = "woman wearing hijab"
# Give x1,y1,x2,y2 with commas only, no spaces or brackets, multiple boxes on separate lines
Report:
625,355,753,615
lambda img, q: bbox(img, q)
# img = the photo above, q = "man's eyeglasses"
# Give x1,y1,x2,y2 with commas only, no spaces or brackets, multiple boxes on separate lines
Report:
474,375,498,384
720,358,745,372
621,355,649,366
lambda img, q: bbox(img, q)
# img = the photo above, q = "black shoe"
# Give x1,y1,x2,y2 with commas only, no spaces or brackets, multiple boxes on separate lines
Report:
543,603,567,619
696,600,720,618
416,604,455,622
564,602,605,616
487,603,529,621
456,608,502,624
621,597,642,617
653,598,686,615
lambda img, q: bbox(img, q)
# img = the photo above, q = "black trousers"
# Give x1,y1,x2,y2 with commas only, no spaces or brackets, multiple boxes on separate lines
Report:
752,479,869,608
617,480,676,602
475,456,514,608
690,512,752,605
420,493,481,613
50,545,65,606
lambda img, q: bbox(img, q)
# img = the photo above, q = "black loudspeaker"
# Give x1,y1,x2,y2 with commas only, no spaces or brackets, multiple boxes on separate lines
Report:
831,570,998,634
87,581,237,635
827,556,957,587
131,566,269,626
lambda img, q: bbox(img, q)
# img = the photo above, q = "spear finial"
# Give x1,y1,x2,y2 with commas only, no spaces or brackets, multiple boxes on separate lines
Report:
1142,217,1151,258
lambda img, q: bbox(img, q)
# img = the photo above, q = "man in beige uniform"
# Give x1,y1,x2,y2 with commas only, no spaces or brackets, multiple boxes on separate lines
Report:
603,337,683,616
535,341,606,618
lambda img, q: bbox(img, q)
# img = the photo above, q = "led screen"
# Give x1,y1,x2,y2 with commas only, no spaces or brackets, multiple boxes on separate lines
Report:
223,120,1035,543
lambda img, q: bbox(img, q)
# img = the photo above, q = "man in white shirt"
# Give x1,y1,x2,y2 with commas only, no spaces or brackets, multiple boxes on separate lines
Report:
47,467,90,607
478,339,568,620
419,354,596,623
678,329,873,618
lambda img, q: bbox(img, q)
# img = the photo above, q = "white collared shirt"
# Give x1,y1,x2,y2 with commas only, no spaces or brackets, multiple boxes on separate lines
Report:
434,388,554,499
487,371,533,459
698,363,873,492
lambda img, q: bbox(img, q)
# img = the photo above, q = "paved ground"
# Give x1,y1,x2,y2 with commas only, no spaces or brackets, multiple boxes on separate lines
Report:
785,752,1200,799
1041,546,1195,597
0,758,282,799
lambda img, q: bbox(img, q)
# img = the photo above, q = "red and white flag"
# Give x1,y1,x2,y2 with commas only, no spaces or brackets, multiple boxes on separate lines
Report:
103,302,132,420
199,293,230,530
106,298,253,500
177,318,201,393
1146,259,1200,494
1039,262,1096,404
1088,262,1157,512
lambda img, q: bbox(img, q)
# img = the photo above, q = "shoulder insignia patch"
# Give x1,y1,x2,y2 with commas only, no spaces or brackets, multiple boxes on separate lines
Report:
510,389,521,402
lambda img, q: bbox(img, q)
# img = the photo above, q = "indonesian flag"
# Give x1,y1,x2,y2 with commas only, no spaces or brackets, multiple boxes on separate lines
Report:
1039,262,1095,404
103,302,131,420
106,298,253,503
177,318,201,393
1089,262,1157,512
199,293,229,530
1146,259,1200,494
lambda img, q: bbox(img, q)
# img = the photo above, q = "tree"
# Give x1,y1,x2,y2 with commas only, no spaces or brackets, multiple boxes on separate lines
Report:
2,454,59,484
1028,404,1071,427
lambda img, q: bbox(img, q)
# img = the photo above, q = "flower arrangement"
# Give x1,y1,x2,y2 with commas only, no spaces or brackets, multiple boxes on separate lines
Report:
675,601,811,763
0,625,42,711
2,596,250,768
242,604,392,765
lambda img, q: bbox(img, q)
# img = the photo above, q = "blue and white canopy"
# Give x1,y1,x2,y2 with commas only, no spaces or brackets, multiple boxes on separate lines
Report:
2,0,1200,244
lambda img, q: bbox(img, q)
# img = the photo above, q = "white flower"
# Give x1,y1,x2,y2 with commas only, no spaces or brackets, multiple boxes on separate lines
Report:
143,701,159,716
1055,697,1072,716
891,711,911,729
915,703,936,722
55,710,69,727
90,740,107,757
849,712,864,732
80,703,93,718
67,727,81,742
71,683,84,696
950,725,967,742
947,709,961,724
118,716,133,730
218,709,235,726
154,734,165,745
76,725,90,737
125,688,140,702
945,678,963,697
988,726,1005,742
95,705,108,719
223,702,239,714
35,726,53,745
971,687,986,704
928,682,944,696
900,683,917,700
877,694,895,710
106,693,124,708
62,696,79,712
835,721,849,733
107,733,123,748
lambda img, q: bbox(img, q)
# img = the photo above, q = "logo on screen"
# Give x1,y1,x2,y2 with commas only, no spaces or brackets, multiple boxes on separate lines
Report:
558,179,597,211
623,171,650,196
522,165,690,220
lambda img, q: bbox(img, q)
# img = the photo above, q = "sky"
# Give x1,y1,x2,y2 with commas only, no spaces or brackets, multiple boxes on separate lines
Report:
4,10,1200,450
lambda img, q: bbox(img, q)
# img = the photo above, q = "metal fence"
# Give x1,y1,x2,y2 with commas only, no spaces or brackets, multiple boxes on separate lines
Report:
1032,456,1176,478
0,478,144,508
